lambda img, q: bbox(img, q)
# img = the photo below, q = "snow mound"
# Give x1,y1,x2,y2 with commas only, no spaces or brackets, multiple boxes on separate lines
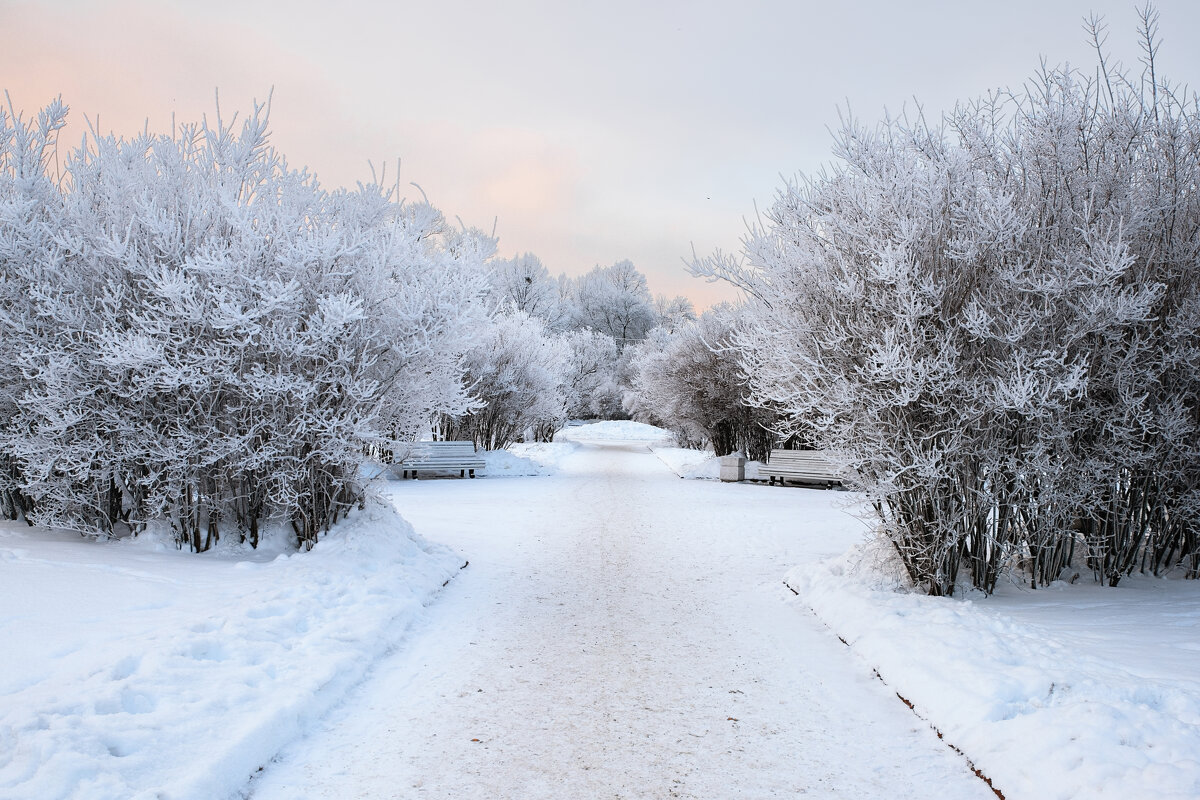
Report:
0,497,462,800
651,446,719,478
555,420,672,443
788,547,1200,800
500,441,579,475
650,447,765,481
478,448,546,477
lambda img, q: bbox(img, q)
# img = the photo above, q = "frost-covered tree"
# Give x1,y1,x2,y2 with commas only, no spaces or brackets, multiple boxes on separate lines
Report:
440,311,570,449
570,260,657,350
628,306,775,459
693,10,1200,594
560,328,621,419
0,97,491,551
487,252,569,330
653,294,697,333
0,96,68,523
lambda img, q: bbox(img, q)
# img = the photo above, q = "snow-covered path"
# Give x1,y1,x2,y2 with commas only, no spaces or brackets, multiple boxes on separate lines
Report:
249,441,993,799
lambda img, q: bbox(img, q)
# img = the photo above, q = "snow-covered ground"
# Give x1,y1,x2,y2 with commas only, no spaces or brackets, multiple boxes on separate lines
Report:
789,543,1200,800
248,437,992,799
0,500,463,800
559,421,769,480
3,424,1197,800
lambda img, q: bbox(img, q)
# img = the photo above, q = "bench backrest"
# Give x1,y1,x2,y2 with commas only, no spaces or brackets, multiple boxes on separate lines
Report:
765,449,842,478
399,441,482,464
767,449,830,464
408,441,476,454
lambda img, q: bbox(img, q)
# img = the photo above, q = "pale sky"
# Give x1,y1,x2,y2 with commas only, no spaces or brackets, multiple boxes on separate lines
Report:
4,0,1199,308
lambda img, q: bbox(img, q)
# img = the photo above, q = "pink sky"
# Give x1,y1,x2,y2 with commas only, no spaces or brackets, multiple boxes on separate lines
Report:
6,0,1199,309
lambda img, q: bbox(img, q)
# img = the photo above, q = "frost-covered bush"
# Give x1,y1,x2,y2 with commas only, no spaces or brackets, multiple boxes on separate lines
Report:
627,306,775,459
693,12,1200,594
0,98,67,524
439,311,570,449
0,98,491,551
998,29,1199,587
561,328,621,420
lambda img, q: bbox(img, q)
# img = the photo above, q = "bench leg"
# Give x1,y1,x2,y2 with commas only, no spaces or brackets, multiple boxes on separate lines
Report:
469,469,475,478
460,469,465,478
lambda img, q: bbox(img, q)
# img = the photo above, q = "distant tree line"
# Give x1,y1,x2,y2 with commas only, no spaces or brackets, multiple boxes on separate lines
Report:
441,254,701,449
484,254,780,461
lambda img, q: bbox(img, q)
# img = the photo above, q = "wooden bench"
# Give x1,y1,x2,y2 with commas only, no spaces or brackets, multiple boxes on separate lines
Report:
762,449,842,488
394,441,485,479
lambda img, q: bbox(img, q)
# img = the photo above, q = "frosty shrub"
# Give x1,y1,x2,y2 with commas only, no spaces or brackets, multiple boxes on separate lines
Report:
0,98,491,551
439,311,570,449
0,97,67,524
693,12,1200,594
561,328,621,420
627,306,776,460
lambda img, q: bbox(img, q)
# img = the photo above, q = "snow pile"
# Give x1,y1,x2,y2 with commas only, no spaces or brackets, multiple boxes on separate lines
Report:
649,447,765,481
502,441,580,475
480,447,550,477
651,446,719,478
480,442,579,477
555,420,672,443
788,548,1200,800
0,498,463,800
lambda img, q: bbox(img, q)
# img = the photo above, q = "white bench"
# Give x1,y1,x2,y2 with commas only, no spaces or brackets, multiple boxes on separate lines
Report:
762,449,842,488
395,441,485,479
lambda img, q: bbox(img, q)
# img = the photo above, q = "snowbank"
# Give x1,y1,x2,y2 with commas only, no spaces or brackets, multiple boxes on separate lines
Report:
650,446,717,478
649,446,765,481
787,545,1200,800
0,498,463,800
477,447,548,477
554,420,672,443
501,441,579,475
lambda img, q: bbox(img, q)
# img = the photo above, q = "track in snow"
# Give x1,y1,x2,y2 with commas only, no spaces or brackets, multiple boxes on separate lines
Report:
248,440,994,799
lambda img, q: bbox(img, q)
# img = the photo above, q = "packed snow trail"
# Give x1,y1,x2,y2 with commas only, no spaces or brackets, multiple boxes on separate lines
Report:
249,441,993,799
